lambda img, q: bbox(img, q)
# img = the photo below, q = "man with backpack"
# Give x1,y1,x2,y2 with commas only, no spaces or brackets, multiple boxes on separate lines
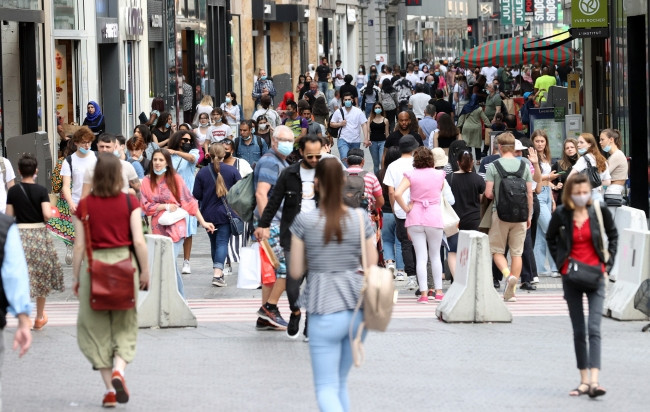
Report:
484,132,534,302
232,120,268,168
393,70,413,112
344,148,384,214
330,92,368,166
254,134,323,339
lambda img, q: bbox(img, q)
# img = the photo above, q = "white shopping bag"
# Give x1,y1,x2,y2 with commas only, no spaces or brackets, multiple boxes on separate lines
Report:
237,243,261,289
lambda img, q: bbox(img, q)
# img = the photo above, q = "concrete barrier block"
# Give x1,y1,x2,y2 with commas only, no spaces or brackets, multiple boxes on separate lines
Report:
610,206,648,279
138,235,197,328
604,229,650,321
436,231,512,323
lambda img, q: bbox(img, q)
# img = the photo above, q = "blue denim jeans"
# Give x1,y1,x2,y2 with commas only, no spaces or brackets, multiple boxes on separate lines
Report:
208,223,231,269
534,185,558,274
368,141,385,174
337,140,360,165
364,102,374,117
173,239,185,298
309,310,366,412
381,212,404,269
319,81,329,95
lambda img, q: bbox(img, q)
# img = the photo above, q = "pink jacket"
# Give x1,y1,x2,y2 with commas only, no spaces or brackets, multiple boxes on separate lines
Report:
141,174,198,242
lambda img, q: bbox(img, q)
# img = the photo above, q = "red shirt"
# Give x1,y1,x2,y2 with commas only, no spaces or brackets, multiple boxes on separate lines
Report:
76,193,139,249
560,217,604,274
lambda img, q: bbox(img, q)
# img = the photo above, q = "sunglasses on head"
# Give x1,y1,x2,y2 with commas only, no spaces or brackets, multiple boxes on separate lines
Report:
222,140,233,146
306,154,322,160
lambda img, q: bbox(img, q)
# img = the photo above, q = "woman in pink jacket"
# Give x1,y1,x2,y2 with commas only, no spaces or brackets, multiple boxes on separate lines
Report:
141,149,212,297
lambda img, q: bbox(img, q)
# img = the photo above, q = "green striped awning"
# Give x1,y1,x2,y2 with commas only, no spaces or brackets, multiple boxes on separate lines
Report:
459,38,573,68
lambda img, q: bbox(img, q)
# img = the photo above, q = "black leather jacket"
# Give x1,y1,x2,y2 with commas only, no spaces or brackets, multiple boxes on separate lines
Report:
546,202,618,273
258,161,318,249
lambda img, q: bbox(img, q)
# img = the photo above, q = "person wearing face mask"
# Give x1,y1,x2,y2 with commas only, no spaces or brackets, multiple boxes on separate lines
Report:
551,138,580,206
356,65,367,95
194,112,215,161
252,68,277,108
219,91,240,128
81,134,140,200
152,111,175,148
205,108,233,155
126,136,151,178
330,92,369,166
547,173,617,399
118,134,144,179
282,100,309,154
598,128,628,207
164,131,200,274
232,119,269,167
255,115,273,147
254,134,324,339
252,95,281,128
568,133,611,202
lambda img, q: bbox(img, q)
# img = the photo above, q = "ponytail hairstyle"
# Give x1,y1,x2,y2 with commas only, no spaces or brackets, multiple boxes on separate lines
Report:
315,158,345,244
457,150,474,173
208,143,228,197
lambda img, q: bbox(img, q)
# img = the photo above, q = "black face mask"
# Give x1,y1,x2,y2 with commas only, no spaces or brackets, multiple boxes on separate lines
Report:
569,153,579,163
181,143,193,153
224,152,232,159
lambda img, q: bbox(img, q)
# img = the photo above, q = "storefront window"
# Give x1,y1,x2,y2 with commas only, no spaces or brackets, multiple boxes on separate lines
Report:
54,0,77,30
612,0,629,151
3,0,41,10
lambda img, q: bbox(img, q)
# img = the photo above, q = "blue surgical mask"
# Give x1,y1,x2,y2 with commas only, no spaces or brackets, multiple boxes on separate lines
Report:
251,127,256,134
79,147,90,155
225,97,231,103
374,108,382,114
260,75,267,81
137,155,144,162
515,156,522,160
578,148,587,155
602,145,611,153
153,167,167,176
277,141,294,156
344,100,352,108
165,123,170,129
435,72,440,75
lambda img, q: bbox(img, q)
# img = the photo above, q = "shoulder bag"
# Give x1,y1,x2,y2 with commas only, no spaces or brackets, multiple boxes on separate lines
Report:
350,209,397,367
81,196,136,311
566,202,607,292
207,165,244,235
581,156,602,189
441,174,460,236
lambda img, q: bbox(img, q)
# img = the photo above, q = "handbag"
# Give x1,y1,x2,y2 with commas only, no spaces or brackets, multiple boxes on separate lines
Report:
441,175,460,237
222,196,244,235
581,156,602,189
566,258,603,292
81,196,136,311
350,209,397,367
237,243,262,289
158,207,189,225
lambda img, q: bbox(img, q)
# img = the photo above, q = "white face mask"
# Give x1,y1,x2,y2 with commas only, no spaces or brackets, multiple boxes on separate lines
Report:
258,123,268,130
571,193,591,207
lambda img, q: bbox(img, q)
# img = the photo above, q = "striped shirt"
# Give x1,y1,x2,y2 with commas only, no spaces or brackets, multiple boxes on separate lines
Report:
290,208,375,315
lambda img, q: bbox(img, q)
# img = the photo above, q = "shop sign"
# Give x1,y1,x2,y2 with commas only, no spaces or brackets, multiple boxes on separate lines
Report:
571,0,608,28
525,0,534,13
479,2,493,18
126,8,144,37
55,44,69,125
151,15,163,28
500,0,512,25
533,0,557,23
514,0,525,25
103,23,118,39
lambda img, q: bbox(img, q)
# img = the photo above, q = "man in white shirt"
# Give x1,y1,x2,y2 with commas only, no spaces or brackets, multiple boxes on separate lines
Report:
481,65,498,84
408,84,432,120
0,157,16,214
405,64,420,87
82,134,140,198
383,134,418,288
330,92,369,165
332,60,346,91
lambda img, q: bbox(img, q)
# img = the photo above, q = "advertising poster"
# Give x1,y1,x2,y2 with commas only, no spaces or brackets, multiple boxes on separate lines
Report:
55,44,68,124
529,108,566,159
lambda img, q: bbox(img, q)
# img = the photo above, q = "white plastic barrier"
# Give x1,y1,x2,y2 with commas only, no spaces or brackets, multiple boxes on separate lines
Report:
609,206,648,280
436,230,512,323
604,229,650,321
138,235,197,328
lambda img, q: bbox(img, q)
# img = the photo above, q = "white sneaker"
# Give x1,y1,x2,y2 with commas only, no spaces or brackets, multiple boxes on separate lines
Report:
181,260,191,274
550,271,561,278
503,275,517,302
531,276,540,284
386,261,396,278
406,276,418,290
223,266,233,276
395,271,406,281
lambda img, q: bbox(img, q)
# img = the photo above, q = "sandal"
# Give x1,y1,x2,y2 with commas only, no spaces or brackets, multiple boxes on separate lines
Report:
588,383,606,398
569,383,590,397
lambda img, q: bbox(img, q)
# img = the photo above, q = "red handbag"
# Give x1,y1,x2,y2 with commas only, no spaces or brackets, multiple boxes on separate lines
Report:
81,196,136,311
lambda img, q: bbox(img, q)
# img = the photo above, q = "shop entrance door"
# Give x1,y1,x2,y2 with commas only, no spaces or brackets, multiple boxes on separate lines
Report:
98,42,120,134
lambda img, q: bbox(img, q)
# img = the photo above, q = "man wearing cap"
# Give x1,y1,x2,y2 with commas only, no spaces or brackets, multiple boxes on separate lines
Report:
483,133,534,301
383,135,419,290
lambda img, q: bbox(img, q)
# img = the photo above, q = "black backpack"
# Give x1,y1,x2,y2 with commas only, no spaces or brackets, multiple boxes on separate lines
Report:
343,170,368,209
493,160,528,222
327,108,345,138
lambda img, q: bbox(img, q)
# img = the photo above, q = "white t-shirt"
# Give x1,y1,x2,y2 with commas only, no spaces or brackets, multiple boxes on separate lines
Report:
405,72,419,87
232,157,253,178
383,156,414,219
60,152,97,205
209,124,233,143
330,106,367,143
333,67,346,88
194,125,215,145
379,74,393,85
453,83,469,103
84,159,138,194
299,166,317,213
409,93,431,119
480,66,498,83
0,157,16,213
252,108,281,128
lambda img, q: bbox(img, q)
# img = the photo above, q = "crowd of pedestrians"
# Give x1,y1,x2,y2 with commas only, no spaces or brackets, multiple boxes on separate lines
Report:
0,57,631,410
